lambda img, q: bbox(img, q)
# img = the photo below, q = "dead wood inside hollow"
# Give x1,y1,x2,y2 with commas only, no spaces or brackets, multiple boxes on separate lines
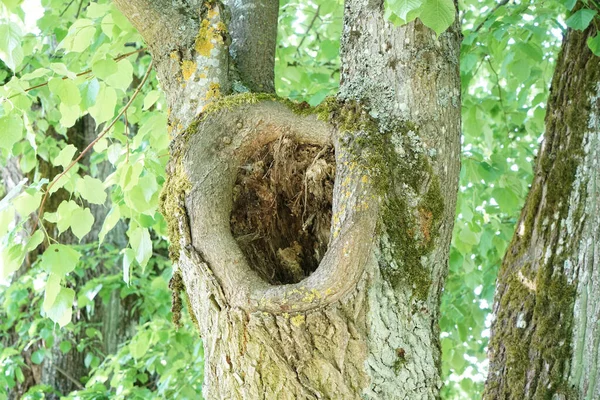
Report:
230,136,335,285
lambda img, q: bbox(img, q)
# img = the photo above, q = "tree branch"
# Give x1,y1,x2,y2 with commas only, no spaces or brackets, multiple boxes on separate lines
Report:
226,0,280,92
474,0,510,33
4,48,146,101
112,0,199,56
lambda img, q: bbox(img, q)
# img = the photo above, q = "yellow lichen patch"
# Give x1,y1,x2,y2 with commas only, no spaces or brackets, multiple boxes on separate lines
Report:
302,291,315,303
290,315,305,327
169,51,180,61
205,82,221,100
195,19,215,57
181,60,197,81
207,6,218,19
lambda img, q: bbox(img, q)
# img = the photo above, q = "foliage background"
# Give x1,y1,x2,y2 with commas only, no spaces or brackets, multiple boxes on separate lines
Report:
0,0,590,398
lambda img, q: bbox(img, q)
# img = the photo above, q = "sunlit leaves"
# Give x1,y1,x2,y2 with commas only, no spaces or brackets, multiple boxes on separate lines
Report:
44,287,75,327
99,206,121,245
0,22,23,70
41,244,81,276
0,114,24,151
76,176,107,205
48,77,81,106
59,19,97,53
385,0,422,23
385,0,455,35
89,83,117,124
53,144,77,169
129,227,152,269
419,0,455,35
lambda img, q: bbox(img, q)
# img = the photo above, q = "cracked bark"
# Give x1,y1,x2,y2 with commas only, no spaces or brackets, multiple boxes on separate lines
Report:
484,19,600,399
116,0,461,398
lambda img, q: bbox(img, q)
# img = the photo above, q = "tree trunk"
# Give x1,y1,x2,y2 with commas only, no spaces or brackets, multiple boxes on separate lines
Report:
484,18,600,399
115,0,461,398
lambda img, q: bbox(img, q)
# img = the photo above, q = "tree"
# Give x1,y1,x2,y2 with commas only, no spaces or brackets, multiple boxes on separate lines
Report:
112,0,461,398
483,6,600,399
4,0,599,398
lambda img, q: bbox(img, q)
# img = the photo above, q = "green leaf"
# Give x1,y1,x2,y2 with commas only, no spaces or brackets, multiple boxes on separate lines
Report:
42,273,61,311
48,78,81,106
59,103,80,128
419,0,455,35
14,190,42,217
71,207,94,241
41,244,81,276
563,0,577,10
25,230,45,252
130,332,150,359
59,19,97,53
565,9,597,31
92,58,118,80
45,287,75,327
143,90,161,110
49,63,76,79
31,349,45,365
89,83,117,124
99,206,121,245
0,22,23,70
55,200,79,233
105,59,133,90
76,175,107,205
588,33,600,56
0,114,24,151
387,0,422,21
129,227,152,269
59,341,72,354
53,144,77,169
123,248,133,286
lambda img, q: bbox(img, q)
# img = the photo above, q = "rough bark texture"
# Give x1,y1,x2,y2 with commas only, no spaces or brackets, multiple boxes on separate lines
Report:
116,0,461,398
484,21,600,399
226,0,279,92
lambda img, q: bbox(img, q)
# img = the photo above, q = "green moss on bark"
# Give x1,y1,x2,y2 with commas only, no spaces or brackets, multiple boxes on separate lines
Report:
328,100,445,301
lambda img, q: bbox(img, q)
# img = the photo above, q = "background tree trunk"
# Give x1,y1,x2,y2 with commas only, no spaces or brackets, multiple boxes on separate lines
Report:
116,0,461,398
3,115,138,399
484,18,600,399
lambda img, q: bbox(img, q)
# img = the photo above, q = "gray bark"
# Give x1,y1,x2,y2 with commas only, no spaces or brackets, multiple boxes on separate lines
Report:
116,0,461,398
484,20,600,399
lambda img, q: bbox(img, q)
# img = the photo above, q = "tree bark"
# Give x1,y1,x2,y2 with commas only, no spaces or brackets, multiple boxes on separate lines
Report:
116,0,461,398
484,19,600,399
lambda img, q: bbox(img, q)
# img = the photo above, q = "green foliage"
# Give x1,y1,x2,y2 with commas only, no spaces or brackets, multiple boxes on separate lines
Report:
0,241,203,399
385,0,456,35
0,0,593,398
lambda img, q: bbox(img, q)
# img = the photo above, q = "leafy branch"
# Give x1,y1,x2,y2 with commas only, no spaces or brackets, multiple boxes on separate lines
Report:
4,48,147,101
32,59,154,234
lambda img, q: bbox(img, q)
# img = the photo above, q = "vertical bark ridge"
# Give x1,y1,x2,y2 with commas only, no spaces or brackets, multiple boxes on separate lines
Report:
338,1,461,397
484,21,600,399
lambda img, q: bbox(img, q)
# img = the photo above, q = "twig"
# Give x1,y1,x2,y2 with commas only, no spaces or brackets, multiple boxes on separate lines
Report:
474,0,510,33
296,6,320,54
55,365,84,390
75,0,85,18
32,59,154,232
487,58,510,136
59,0,76,17
5,48,147,100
